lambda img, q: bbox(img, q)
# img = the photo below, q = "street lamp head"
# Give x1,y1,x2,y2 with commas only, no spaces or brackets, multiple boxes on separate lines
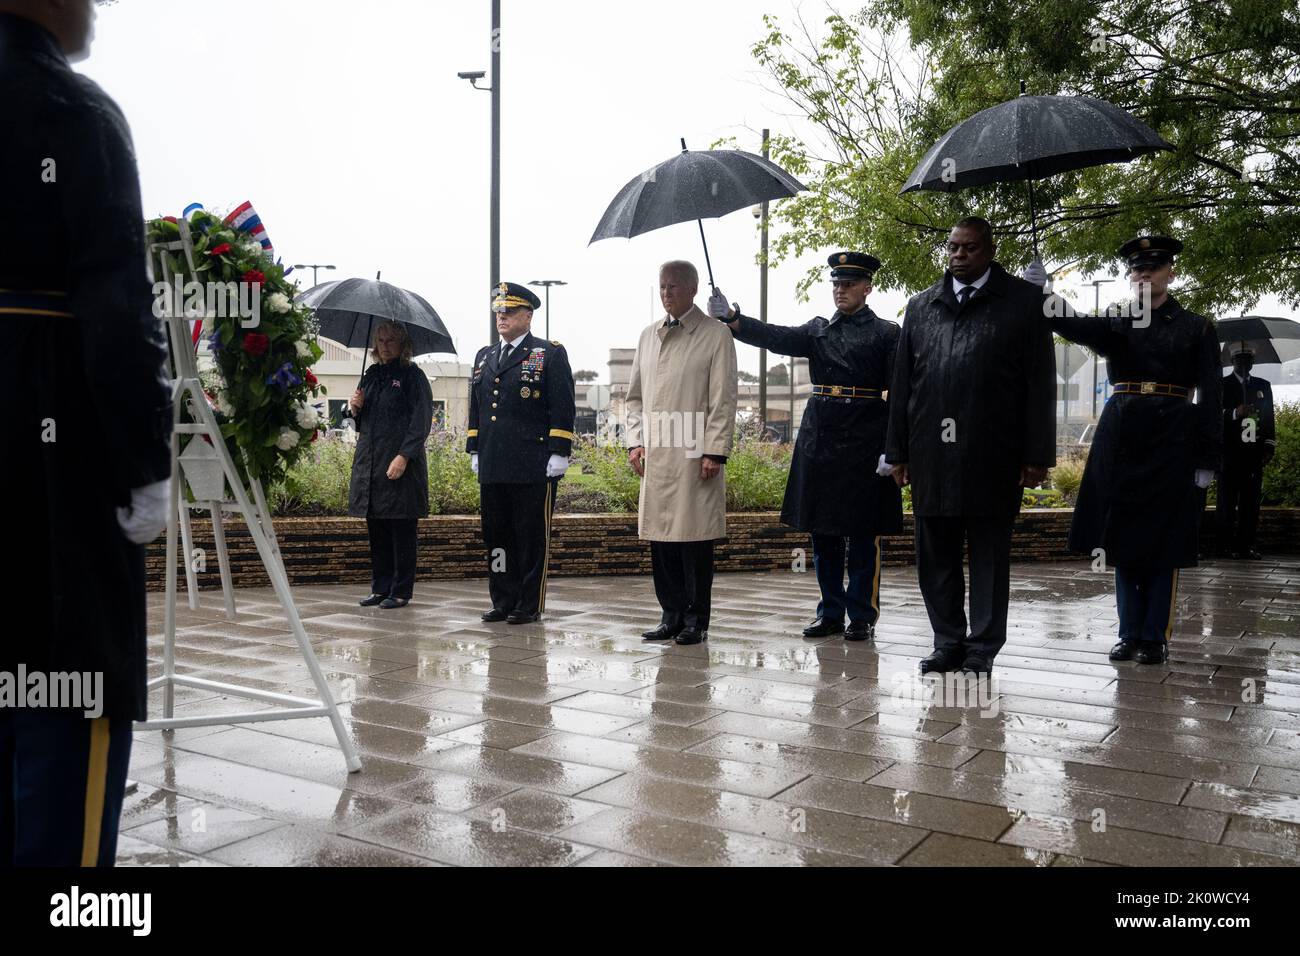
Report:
457,70,486,81
528,279,568,288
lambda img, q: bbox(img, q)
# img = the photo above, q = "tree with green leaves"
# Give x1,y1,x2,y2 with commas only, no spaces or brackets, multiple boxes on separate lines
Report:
752,1,1298,316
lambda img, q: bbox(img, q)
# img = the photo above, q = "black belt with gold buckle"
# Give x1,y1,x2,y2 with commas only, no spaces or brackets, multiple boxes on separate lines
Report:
1112,381,1191,399
811,385,882,400
0,288,72,318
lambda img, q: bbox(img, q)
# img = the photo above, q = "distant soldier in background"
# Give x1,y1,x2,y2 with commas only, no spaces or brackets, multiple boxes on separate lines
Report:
1217,343,1276,559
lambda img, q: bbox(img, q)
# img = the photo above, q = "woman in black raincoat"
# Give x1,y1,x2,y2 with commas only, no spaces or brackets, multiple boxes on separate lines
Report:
347,320,433,608
1048,236,1221,665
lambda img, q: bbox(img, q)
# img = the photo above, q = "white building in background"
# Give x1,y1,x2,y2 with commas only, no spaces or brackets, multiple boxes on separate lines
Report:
312,337,470,430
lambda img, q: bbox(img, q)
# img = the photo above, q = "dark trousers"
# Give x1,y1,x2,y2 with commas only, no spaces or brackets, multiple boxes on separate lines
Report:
1216,463,1263,553
481,480,558,615
650,540,715,631
366,517,418,600
914,515,1014,658
1115,566,1180,644
812,533,883,625
0,710,133,866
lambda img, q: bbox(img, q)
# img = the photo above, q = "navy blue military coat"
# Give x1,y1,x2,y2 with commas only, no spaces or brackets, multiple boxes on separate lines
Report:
467,333,576,483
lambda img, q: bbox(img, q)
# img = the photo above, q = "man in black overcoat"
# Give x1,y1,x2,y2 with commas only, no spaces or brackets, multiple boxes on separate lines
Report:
709,252,903,641
0,0,172,865
884,217,1057,675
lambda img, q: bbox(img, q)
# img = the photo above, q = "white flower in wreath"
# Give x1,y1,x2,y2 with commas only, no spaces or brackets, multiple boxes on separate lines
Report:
213,389,235,417
294,403,319,429
275,427,300,451
294,339,313,359
268,292,292,314
242,241,264,260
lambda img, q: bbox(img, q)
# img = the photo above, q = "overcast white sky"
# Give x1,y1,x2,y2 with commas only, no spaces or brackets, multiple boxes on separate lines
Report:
81,0,1294,379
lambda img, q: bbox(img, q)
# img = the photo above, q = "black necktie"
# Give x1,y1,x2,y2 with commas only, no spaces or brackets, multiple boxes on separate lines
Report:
957,286,973,306
501,342,513,362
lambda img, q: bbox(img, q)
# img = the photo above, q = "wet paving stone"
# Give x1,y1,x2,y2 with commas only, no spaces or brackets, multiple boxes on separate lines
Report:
131,558,1300,865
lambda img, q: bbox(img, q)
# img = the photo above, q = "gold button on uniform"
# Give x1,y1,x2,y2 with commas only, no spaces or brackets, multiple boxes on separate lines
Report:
493,389,499,395
492,403,498,408
491,415,497,421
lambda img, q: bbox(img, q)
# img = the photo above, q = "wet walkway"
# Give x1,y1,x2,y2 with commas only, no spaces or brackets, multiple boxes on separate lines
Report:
124,558,1300,866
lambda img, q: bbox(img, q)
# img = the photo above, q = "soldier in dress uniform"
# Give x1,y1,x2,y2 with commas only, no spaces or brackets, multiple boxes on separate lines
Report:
1,0,173,865
1216,343,1276,559
467,283,576,624
1047,235,1222,665
709,252,903,641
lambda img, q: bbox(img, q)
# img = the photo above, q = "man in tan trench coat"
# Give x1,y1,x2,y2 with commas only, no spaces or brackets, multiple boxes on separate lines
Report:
627,260,738,645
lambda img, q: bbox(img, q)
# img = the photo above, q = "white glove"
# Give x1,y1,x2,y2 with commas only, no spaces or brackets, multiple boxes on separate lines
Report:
1020,258,1048,288
470,453,479,475
546,454,570,479
875,453,895,477
116,477,171,545
1194,468,1214,489
707,288,735,320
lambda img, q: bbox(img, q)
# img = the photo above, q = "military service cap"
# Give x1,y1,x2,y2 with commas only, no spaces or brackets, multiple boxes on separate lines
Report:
492,281,542,312
1119,235,1183,269
828,251,881,281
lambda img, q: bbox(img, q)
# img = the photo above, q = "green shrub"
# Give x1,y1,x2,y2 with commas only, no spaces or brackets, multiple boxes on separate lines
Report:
1050,451,1088,504
269,436,354,515
568,436,640,512
725,433,790,511
427,429,480,514
1262,401,1300,506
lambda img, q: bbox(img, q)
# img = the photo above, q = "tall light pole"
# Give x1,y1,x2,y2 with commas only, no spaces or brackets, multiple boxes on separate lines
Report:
458,0,501,345
528,279,567,340
292,263,335,287
1088,277,1115,418
757,128,770,430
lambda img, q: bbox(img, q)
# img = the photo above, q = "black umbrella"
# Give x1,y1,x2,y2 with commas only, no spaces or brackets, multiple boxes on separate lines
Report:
1216,316,1300,366
900,87,1174,256
296,272,455,373
590,139,806,290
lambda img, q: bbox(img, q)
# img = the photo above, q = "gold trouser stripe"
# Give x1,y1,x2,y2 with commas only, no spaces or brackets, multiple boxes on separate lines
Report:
1163,568,1180,643
467,429,478,437
538,482,554,613
81,718,111,867
549,429,575,440
871,535,882,619
0,307,74,317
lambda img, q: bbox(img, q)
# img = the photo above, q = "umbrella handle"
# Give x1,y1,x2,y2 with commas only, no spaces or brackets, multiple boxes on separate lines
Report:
1026,178,1040,259
696,218,717,292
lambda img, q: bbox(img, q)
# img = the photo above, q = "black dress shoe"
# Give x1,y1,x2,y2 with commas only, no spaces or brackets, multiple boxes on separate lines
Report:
642,623,683,641
960,655,994,676
844,620,875,642
1133,642,1168,665
378,597,409,609
674,627,708,645
802,617,845,638
919,649,964,674
481,607,509,622
1108,640,1139,661
506,611,541,625
359,593,387,607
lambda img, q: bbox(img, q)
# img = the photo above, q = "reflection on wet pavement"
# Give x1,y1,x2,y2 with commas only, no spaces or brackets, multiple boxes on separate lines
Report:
126,558,1300,866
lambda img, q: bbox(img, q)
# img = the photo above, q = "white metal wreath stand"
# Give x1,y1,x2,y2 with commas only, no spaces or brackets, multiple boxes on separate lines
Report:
136,224,361,773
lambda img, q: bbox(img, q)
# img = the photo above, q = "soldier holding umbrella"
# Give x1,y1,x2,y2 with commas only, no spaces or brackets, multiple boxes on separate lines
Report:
1039,236,1222,664
710,252,902,641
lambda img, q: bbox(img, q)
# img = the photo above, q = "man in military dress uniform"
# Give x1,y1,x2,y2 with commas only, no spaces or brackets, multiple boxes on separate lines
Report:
709,252,903,641
1217,343,1276,559
1,0,173,865
467,283,576,624
1046,236,1222,664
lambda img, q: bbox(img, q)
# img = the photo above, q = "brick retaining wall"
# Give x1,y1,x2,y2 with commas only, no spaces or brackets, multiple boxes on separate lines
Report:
144,508,1299,591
